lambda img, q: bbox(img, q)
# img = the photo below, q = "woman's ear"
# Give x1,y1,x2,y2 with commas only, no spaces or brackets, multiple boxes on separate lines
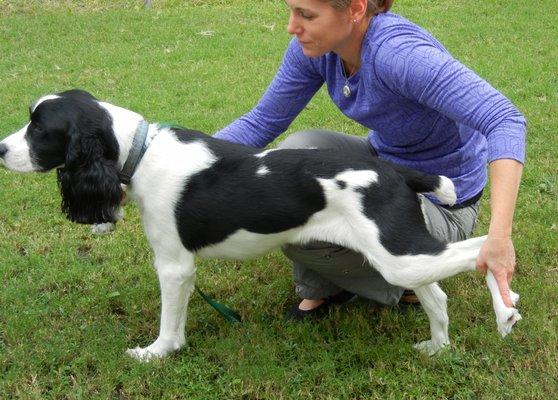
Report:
57,125,123,224
349,0,369,22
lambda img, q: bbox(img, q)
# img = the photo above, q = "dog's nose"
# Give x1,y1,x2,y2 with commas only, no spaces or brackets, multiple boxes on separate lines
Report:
0,143,7,158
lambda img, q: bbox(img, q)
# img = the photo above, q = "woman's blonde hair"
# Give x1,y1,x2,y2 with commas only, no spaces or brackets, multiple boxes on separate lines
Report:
322,0,392,16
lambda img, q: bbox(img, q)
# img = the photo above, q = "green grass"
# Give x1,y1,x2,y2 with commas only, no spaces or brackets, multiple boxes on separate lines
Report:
0,0,557,398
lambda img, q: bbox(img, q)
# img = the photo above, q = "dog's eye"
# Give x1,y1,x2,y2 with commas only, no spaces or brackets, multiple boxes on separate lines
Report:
29,123,45,137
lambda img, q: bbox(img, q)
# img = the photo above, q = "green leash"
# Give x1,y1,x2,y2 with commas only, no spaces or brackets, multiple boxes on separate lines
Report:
157,122,241,324
195,286,242,323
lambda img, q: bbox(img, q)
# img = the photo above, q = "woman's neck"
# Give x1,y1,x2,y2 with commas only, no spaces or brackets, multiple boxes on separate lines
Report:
338,15,373,74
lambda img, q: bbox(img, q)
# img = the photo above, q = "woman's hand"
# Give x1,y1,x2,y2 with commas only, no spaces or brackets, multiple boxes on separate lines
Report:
477,235,516,307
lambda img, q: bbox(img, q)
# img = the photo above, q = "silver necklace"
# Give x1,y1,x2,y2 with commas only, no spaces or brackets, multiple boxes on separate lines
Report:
341,60,354,98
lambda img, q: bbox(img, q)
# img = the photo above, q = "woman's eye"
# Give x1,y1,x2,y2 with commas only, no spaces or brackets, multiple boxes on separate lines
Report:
299,11,315,20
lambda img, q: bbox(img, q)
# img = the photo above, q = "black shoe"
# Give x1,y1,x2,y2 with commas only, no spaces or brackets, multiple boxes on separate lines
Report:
329,290,358,305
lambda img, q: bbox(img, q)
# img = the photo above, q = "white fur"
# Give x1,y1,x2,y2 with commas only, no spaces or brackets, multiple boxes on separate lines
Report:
486,271,522,337
254,149,278,158
433,176,457,206
1,124,35,172
91,222,116,235
256,166,270,176
98,102,144,168
32,95,61,112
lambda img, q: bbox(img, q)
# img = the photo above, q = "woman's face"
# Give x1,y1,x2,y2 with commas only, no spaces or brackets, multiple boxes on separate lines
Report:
285,0,354,57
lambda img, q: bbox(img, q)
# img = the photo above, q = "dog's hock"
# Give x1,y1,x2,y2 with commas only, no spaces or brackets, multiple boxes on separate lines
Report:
486,271,522,337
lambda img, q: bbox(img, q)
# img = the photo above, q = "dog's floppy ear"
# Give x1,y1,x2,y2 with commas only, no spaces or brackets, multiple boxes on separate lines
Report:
57,124,122,224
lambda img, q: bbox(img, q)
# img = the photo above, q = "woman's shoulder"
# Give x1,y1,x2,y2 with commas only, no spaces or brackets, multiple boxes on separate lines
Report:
361,13,453,91
366,12,447,52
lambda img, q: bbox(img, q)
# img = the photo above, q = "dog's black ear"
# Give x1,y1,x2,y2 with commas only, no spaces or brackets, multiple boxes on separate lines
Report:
57,124,122,224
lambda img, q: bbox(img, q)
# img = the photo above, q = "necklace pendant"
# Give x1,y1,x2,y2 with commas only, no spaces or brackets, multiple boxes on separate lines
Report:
343,84,351,98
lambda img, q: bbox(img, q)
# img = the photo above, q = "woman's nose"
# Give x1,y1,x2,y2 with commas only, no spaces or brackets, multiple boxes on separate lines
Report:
287,13,301,35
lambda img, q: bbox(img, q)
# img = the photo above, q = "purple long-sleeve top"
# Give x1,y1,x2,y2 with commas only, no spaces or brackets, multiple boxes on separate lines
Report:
214,12,526,204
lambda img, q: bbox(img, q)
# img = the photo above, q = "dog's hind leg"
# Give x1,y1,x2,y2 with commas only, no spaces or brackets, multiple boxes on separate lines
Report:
412,283,450,355
127,250,195,361
378,235,488,289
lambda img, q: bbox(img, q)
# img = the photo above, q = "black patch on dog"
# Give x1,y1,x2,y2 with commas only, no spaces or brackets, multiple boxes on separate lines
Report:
173,130,447,256
358,167,446,255
173,133,327,251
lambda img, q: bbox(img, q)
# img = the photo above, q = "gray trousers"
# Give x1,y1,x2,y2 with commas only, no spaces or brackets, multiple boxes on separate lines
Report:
279,130,481,306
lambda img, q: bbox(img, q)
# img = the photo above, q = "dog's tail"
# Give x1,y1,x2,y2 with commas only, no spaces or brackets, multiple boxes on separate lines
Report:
391,163,457,206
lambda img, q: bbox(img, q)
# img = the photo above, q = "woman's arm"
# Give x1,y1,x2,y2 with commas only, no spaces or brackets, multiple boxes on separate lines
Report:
477,159,523,307
214,40,323,148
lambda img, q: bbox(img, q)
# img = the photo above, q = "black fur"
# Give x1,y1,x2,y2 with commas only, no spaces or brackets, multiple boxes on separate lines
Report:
29,90,123,224
173,129,446,255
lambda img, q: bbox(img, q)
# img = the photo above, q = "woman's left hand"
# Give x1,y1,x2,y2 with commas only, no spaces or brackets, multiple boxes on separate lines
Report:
476,235,516,307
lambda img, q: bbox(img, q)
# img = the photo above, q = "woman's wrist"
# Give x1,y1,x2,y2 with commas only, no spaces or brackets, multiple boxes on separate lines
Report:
487,227,512,239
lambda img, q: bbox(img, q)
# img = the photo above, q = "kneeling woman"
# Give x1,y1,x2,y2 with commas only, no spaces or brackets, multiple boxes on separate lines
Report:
213,0,525,317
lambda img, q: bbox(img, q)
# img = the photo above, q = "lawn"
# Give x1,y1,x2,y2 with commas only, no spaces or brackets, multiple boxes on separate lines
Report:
0,0,556,398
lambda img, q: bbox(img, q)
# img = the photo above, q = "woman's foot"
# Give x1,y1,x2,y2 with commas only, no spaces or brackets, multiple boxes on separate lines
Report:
298,298,326,310
285,291,357,321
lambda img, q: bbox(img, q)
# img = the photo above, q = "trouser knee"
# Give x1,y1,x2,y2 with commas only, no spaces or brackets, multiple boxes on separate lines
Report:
277,129,335,150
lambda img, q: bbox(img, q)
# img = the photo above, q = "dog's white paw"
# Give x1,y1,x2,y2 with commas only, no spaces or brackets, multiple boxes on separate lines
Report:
126,346,164,362
413,339,449,356
496,307,522,338
486,272,522,338
126,337,184,362
434,176,457,206
91,222,115,235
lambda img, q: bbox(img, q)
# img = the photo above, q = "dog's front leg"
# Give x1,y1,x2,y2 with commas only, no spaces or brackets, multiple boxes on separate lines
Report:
412,283,450,355
127,251,195,361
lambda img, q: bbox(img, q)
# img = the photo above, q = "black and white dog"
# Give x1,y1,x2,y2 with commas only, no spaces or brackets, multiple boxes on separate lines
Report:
0,90,521,360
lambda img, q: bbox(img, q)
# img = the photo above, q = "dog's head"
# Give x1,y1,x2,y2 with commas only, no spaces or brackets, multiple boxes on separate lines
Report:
0,89,123,224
